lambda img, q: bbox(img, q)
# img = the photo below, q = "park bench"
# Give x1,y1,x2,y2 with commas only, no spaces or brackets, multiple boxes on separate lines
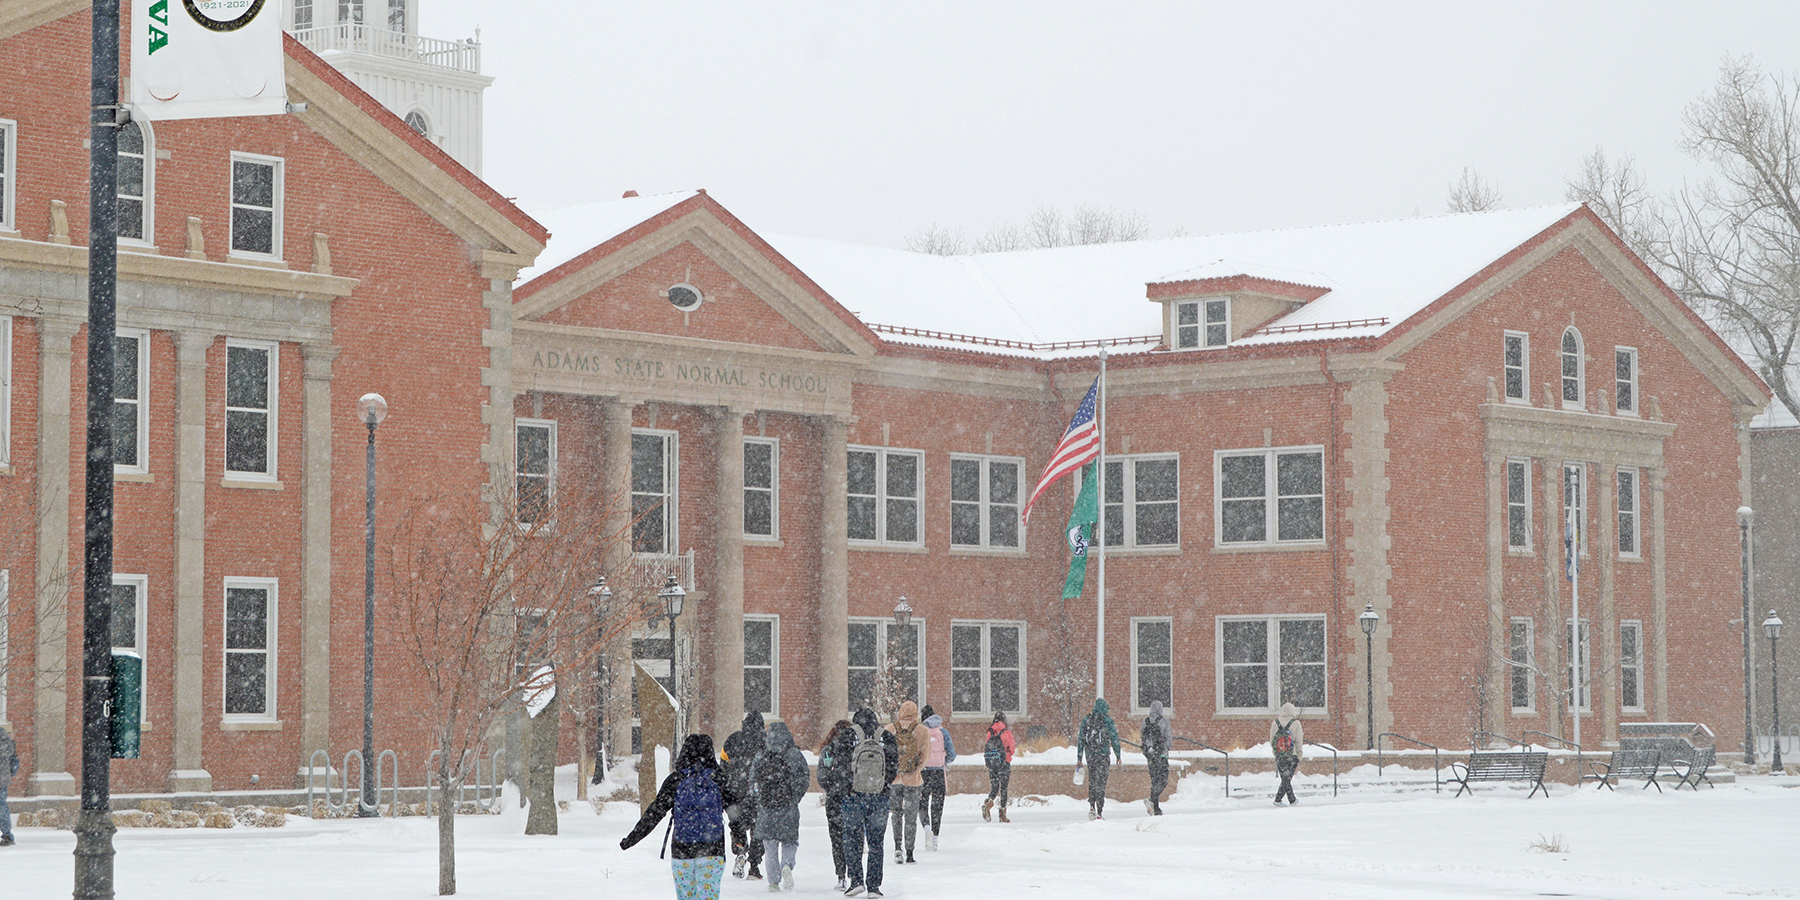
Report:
1672,746,1716,790
1448,750,1549,798
1582,747,1661,792
1618,723,1716,791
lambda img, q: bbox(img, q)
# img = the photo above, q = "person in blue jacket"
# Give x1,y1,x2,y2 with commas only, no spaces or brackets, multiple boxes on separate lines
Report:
919,704,955,850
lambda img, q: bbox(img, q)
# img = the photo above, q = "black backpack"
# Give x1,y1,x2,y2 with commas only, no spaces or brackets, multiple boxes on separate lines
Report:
1141,720,1166,757
755,752,791,808
984,727,1006,764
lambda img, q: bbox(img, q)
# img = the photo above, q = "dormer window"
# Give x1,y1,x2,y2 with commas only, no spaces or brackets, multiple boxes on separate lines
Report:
1177,298,1229,349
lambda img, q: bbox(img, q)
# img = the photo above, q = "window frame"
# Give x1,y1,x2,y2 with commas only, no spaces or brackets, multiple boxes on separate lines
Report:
949,453,1024,551
117,117,153,246
515,418,556,527
1215,446,1324,548
743,615,779,718
228,151,283,260
743,437,779,541
949,620,1026,719
111,573,148,724
1215,614,1328,714
1506,458,1531,551
0,118,15,232
631,428,679,556
1614,346,1638,415
1509,616,1535,713
221,576,279,722
1620,620,1645,713
1131,616,1173,716
847,616,925,712
1503,330,1529,403
1561,327,1584,410
1097,453,1181,550
846,445,925,548
114,327,149,475
224,339,278,480
1617,466,1640,559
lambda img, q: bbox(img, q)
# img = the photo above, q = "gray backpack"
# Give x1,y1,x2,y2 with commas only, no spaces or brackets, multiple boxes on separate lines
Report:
849,725,886,794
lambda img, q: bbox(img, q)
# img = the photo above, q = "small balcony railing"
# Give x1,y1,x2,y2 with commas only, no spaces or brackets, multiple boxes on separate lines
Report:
291,25,481,74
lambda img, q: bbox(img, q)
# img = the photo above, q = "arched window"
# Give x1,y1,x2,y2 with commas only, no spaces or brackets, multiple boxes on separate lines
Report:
1561,327,1584,409
404,110,429,138
117,118,151,243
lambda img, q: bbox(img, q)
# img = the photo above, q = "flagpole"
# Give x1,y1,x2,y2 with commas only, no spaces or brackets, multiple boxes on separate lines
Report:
1572,484,1581,754
1095,348,1107,701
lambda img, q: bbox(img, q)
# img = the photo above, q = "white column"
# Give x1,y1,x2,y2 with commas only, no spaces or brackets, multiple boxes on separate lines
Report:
168,331,215,792
298,342,339,780
28,318,78,796
712,407,747,735
818,416,849,723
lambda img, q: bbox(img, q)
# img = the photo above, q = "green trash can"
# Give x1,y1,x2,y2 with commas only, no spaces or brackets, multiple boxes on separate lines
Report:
111,650,142,759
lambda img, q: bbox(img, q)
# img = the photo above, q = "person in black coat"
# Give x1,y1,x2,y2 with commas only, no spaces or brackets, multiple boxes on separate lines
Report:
751,721,811,890
0,724,17,846
825,707,898,897
621,733,742,900
815,719,855,890
720,710,766,879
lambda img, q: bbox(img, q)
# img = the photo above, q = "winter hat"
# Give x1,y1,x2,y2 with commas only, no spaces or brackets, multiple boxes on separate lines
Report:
742,710,765,733
675,733,718,771
1149,700,1164,720
1279,701,1298,720
920,704,936,720
993,711,1007,725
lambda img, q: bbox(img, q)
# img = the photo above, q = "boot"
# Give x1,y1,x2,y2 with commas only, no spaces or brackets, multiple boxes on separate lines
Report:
998,805,1009,823
982,798,993,822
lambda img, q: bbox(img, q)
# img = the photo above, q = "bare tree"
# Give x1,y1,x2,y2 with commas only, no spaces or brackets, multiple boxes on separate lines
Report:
1564,147,1663,259
1447,167,1505,213
1036,603,1092,740
905,223,969,256
907,204,1152,256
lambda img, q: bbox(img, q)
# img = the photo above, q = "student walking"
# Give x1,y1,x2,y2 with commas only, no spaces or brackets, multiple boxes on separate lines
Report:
1141,701,1172,815
919,704,955,849
816,720,856,891
1076,698,1122,820
620,734,739,900
0,724,17,846
980,712,1016,823
828,707,898,897
887,701,929,865
722,711,768,880
752,722,811,891
1271,702,1304,805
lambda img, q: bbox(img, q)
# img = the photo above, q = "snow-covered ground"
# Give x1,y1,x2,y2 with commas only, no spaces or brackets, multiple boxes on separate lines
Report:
8,766,1796,898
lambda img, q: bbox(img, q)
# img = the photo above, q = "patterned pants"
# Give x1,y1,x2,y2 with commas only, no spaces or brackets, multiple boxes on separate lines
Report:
671,856,725,900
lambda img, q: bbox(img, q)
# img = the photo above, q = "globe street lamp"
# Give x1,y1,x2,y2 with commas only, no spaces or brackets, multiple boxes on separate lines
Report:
1359,603,1381,751
588,576,612,784
356,392,388,816
656,575,687,739
1741,506,1755,765
1765,609,1784,772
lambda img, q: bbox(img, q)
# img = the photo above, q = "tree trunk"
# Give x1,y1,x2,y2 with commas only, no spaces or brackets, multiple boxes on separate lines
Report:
575,724,590,801
438,767,457,895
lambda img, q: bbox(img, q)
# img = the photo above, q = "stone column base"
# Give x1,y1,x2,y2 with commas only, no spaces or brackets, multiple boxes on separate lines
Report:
166,769,214,793
27,771,77,796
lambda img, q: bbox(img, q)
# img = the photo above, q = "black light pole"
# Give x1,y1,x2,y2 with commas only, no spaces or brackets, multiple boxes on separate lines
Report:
657,575,686,741
893,596,914,706
1359,603,1380,751
357,393,388,816
589,575,612,784
1766,610,1784,772
1741,506,1756,765
75,0,122,895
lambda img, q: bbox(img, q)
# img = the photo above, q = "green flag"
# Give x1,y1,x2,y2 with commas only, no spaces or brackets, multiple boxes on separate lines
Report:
1062,462,1099,599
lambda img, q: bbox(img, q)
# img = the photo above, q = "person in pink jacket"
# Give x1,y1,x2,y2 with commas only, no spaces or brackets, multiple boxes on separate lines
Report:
918,704,956,850
980,712,1017,823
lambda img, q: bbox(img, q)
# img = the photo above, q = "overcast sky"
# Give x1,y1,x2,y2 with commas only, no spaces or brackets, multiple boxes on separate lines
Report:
422,2,1800,250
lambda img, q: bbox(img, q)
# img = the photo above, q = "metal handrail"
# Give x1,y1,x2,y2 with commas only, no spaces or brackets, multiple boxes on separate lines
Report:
1303,740,1339,797
1376,733,1442,792
1522,730,1581,769
1472,730,1526,750
1172,736,1230,798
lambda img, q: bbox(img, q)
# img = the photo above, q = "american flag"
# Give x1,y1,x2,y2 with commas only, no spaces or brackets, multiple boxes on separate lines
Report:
1022,377,1100,524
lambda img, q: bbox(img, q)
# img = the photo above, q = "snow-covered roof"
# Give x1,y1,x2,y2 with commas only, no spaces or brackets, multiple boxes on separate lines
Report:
521,194,1584,360
1752,402,1798,430
516,190,701,285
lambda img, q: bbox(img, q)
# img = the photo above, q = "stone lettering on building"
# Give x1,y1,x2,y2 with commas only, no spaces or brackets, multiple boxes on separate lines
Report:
530,349,830,397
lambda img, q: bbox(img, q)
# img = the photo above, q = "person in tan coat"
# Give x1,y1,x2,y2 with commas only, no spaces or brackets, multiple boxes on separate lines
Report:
886,701,929,865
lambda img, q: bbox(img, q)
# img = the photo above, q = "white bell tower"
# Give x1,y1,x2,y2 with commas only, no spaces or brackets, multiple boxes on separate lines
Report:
288,0,492,176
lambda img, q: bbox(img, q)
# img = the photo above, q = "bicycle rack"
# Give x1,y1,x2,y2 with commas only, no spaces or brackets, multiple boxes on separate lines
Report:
473,748,507,812
1303,740,1339,797
1172,736,1230,798
1377,732,1441,792
304,749,400,816
305,749,348,816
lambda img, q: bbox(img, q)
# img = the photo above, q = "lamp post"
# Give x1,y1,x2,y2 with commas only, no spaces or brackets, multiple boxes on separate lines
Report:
589,575,613,783
1766,609,1784,772
1359,603,1380,750
356,392,388,816
1741,506,1756,765
893,596,914,709
657,575,687,739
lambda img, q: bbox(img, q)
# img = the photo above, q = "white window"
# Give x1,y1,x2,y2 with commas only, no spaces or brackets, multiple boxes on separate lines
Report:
1506,459,1531,550
1217,615,1325,712
229,153,282,258
225,340,277,478
847,617,922,711
1614,347,1638,414
1217,447,1322,547
847,447,922,546
0,316,11,465
1561,327,1584,409
1503,331,1529,402
744,616,778,717
1509,617,1534,712
1566,618,1591,712
114,328,149,474
118,119,152,244
1101,454,1180,549
1176,298,1230,349
1563,464,1586,558
950,621,1024,717
386,0,406,32
631,430,677,555
515,419,555,526
1132,617,1172,713
223,578,277,719
1617,467,1640,558
0,118,15,231
292,0,313,29
111,574,148,723
1620,621,1644,712
950,454,1022,549
744,438,778,539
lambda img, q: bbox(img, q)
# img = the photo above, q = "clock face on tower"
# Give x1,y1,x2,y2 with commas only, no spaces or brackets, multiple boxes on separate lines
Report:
184,0,269,32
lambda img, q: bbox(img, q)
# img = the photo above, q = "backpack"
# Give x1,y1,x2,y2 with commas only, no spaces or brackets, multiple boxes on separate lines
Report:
984,727,1006,765
1141,720,1166,758
755,752,791,808
671,768,723,844
1272,719,1298,761
896,726,923,773
850,725,887,794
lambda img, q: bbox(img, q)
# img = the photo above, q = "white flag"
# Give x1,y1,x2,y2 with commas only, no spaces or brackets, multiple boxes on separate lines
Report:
131,0,287,120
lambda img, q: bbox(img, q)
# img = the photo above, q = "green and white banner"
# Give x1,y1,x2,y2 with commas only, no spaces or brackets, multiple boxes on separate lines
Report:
1061,462,1098,600
131,0,287,120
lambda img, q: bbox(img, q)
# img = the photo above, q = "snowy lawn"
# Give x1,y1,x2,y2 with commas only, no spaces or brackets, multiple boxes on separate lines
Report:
8,767,1796,898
